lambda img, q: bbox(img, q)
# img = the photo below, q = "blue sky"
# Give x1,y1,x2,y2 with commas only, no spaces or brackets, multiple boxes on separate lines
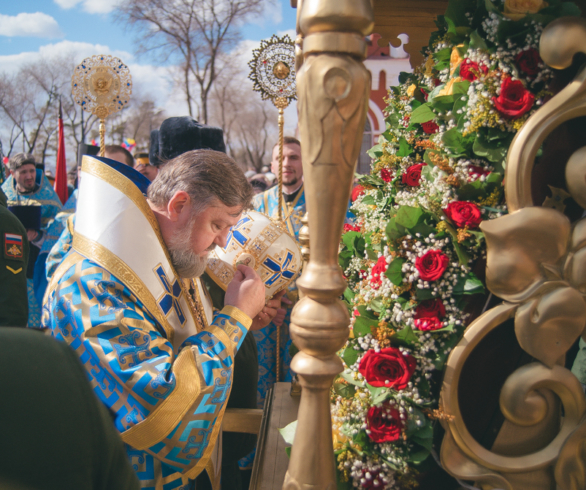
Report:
0,0,299,121
0,0,297,57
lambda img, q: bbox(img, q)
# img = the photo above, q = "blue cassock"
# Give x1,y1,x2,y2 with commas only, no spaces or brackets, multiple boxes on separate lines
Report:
41,156,251,489
2,170,62,327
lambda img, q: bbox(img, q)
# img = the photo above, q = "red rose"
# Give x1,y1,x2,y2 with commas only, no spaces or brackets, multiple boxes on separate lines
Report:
358,468,385,489
468,165,491,181
415,298,446,319
402,163,426,187
515,48,541,76
366,403,404,443
414,317,443,331
421,121,439,134
358,347,417,389
414,299,445,331
444,201,483,228
351,184,365,202
420,88,429,101
343,223,361,233
380,168,394,182
492,77,534,119
415,250,449,281
370,256,388,289
460,59,488,82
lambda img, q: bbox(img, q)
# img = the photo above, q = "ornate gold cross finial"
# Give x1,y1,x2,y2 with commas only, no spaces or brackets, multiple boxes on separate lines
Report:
71,55,132,157
249,34,297,224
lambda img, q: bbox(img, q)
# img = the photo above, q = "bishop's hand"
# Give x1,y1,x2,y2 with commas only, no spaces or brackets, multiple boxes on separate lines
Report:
225,264,265,321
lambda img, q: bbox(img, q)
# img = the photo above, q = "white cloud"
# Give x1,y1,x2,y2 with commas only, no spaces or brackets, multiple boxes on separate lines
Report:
0,12,63,38
53,0,121,14
277,28,296,40
53,0,82,8
0,40,133,74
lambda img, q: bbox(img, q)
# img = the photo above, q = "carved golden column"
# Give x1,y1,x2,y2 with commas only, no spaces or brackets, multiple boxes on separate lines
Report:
439,17,586,490
284,1,373,488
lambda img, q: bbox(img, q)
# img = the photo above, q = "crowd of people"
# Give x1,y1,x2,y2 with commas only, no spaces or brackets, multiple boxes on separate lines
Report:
0,116,307,490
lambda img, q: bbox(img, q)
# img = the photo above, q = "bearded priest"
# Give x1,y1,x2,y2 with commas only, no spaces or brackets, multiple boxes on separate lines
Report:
41,150,266,489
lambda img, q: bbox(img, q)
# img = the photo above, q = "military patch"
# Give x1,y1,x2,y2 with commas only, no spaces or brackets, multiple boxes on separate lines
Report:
4,233,24,260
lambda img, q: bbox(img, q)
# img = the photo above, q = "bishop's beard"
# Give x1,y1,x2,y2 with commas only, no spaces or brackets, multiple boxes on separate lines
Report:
167,215,209,279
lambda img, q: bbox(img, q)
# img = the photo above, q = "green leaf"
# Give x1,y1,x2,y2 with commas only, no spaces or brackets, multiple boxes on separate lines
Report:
285,447,291,458
361,195,375,205
445,0,476,26
334,378,357,398
394,325,419,346
469,29,488,50
340,371,364,387
432,47,451,62
385,217,407,241
430,95,456,113
342,345,359,367
357,305,377,319
370,298,383,313
416,288,435,300
353,316,377,337
367,144,383,159
451,80,470,95
442,128,474,157
433,332,461,370
408,448,431,464
385,257,406,286
279,420,298,445
473,130,513,164
395,205,423,229
453,273,485,295
421,165,434,182
397,137,413,157
338,249,353,270
410,104,436,124
343,287,355,303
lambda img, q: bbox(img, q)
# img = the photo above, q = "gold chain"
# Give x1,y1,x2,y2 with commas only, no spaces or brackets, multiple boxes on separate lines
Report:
182,278,208,332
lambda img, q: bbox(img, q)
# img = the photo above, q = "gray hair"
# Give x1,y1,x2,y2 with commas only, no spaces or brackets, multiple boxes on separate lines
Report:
147,149,253,213
9,153,36,172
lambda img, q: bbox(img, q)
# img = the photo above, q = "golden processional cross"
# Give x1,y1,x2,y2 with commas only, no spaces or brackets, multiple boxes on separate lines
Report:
249,34,297,223
249,35,297,383
71,55,132,157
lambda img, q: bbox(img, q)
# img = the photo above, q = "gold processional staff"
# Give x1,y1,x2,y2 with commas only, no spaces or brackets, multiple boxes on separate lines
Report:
249,35,297,382
72,55,133,156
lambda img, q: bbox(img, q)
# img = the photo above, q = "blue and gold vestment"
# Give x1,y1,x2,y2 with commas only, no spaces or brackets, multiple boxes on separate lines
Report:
2,170,62,327
42,156,250,490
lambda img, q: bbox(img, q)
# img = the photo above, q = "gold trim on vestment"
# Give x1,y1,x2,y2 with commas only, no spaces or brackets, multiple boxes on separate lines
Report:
44,250,84,304
81,156,203,332
220,305,252,330
72,232,171,340
121,348,200,449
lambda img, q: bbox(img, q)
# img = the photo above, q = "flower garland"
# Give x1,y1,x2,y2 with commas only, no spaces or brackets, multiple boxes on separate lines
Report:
331,0,580,488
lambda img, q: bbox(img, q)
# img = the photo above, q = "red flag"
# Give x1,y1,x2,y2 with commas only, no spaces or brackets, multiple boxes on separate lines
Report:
54,102,68,204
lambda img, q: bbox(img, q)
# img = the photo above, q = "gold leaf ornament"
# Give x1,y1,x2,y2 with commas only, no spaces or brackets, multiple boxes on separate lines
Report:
481,207,571,303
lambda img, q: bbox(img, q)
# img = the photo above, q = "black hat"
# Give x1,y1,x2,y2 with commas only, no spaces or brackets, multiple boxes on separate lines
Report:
152,117,226,168
77,143,100,168
149,129,161,167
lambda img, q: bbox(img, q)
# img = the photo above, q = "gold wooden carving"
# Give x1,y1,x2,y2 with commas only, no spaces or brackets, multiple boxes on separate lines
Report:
372,0,448,68
439,17,586,490
284,0,373,488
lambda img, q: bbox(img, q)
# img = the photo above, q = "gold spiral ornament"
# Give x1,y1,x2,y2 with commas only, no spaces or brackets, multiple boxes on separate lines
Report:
71,54,132,156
